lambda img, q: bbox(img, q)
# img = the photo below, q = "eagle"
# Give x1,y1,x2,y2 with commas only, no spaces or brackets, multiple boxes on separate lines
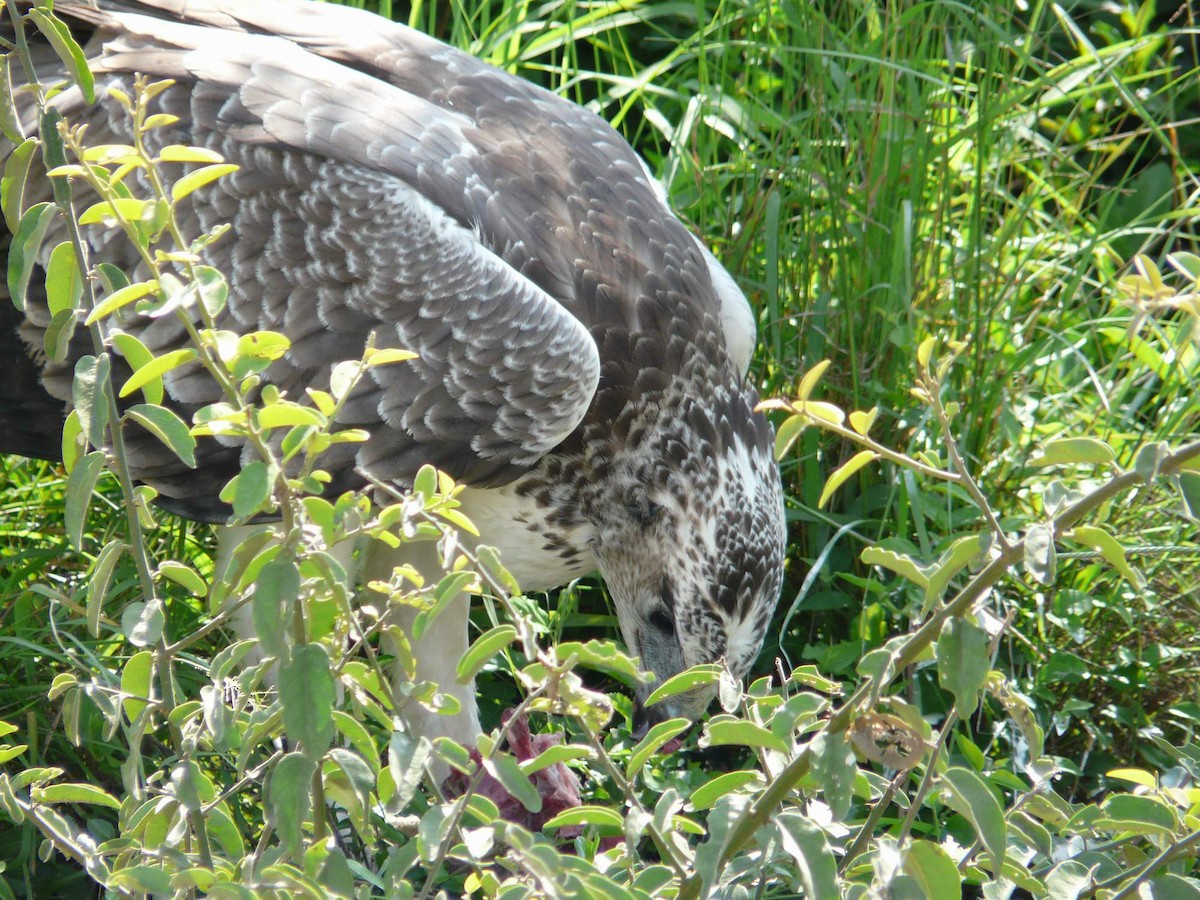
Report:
1,0,786,751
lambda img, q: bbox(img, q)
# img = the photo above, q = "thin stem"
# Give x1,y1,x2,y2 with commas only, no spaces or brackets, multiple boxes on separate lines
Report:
925,374,1011,552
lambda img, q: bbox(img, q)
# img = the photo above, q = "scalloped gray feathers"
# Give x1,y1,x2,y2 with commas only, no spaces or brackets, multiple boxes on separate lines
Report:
4,0,788,718
7,0,760,522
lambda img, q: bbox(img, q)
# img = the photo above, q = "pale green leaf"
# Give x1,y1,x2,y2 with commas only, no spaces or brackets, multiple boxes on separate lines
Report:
941,767,1006,871
543,805,624,830
84,280,156,325
937,617,990,717
776,811,840,900
118,348,198,398
483,752,541,813
124,404,196,467
1030,437,1115,467
44,241,82,316
65,451,106,550
819,449,878,508
456,624,518,682
645,664,723,706
268,752,316,857
34,783,121,810
279,645,335,759
625,717,690,780
121,650,154,723
1067,524,1146,589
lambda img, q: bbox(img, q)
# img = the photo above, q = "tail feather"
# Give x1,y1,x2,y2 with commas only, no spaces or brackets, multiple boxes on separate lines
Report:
0,297,66,463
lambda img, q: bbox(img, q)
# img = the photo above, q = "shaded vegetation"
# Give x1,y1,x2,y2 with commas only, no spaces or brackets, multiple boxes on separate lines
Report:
1,0,1199,896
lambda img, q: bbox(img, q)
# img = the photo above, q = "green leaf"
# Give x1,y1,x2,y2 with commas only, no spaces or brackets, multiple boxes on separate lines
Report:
121,650,154,723
520,743,593,776
193,264,228,316
72,354,112,452
0,61,24,144
861,545,929,588
1030,437,1115,467
941,767,1006,872
171,163,240,201
118,347,198,398
773,413,806,459
810,730,856,821
43,241,82,316
7,202,58,310
331,712,382,774
157,561,206,597
554,639,651,686
108,867,172,897
937,617,990,717
1096,793,1178,836
365,347,419,366
65,451,106,550
77,196,145,226
1023,523,1056,585
27,9,95,103
84,279,156,325
219,460,272,520
43,308,79,362
237,331,291,361
328,747,374,804
158,145,226,164
626,717,691,780
689,770,765,811
923,534,983,611
483,752,542,813
34,783,121,810
87,539,126,638
388,732,432,811
543,805,624,830
776,811,840,900
412,463,438,500
904,840,962,900
1043,860,1092,900
2,138,38,233
645,664,723,706
1179,472,1200,521
818,450,878,508
256,403,326,430
268,752,316,857
700,718,789,754
279,645,336,759
109,332,162,404
1067,524,1146,589
1144,874,1200,900
124,404,197,468
123,599,165,648
456,624,518,682
252,558,299,660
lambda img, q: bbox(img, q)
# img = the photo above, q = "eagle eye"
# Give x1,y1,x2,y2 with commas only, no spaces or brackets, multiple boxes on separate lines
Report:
627,488,661,527
649,608,675,637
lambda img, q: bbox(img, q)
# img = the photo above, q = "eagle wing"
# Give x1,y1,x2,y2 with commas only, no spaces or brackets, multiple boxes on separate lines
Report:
15,1,626,517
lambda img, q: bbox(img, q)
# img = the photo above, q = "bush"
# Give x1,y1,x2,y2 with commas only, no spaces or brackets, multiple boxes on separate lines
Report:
2,1,1199,898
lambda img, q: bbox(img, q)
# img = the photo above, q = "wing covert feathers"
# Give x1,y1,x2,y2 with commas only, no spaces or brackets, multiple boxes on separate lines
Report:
3,0,754,519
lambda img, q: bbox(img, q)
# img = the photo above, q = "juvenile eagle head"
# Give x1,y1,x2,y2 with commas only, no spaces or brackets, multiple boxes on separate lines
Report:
589,382,786,727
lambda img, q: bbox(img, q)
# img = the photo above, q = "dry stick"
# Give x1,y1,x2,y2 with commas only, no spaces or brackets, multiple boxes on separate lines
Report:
1102,828,1200,899
677,438,1200,900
